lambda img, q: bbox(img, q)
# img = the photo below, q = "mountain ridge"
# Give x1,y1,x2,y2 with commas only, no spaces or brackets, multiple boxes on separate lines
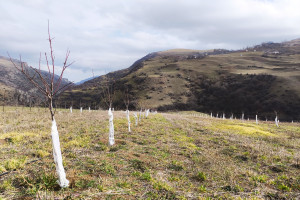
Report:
0,56,71,106
60,39,300,120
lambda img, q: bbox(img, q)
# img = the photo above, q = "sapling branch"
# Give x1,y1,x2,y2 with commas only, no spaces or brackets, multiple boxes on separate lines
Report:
8,22,73,188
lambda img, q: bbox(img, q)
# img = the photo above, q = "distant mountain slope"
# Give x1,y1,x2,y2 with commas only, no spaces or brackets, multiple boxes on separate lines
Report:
0,56,71,105
61,39,300,120
75,76,99,85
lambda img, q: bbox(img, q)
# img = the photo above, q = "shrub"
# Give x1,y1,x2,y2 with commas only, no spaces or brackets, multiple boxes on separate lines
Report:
4,157,27,170
168,161,184,171
130,159,147,172
195,172,207,182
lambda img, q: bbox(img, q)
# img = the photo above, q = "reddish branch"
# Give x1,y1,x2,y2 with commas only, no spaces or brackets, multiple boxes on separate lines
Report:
123,87,130,110
100,78,115,109
8,21,73,120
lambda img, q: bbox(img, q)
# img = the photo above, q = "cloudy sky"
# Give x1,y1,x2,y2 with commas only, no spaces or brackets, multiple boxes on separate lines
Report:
1,0,300,82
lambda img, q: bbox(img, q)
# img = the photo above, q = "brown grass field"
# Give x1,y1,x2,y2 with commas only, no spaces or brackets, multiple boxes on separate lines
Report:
0,107,299,199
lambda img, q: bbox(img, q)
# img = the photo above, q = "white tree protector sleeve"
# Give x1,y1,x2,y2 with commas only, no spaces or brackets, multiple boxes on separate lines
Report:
242,113,244,121
211,113,212,118
146,109,149,118
70,106,72,113
126,109,131,132
108,108,115,146
275,116,279,127
51,119,69,188
133,112,138,126
222,113,225,120
89,107,91,112
139,110,142,122
80,107,83,113
256,115,258,124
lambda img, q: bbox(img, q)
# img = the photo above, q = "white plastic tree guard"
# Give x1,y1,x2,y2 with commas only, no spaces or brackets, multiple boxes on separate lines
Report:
108,108,115,146
51,119,69,188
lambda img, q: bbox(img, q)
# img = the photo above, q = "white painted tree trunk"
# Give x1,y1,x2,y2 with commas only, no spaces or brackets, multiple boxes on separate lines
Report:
139,109,142,122
256,115,258,124
275,116,279,127
133,112,138,126
126,109,131,132
51,119,69,188
108,108,115,146
70,106,72,113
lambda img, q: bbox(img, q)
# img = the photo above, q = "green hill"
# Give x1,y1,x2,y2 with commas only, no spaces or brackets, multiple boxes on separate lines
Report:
60,40,300,121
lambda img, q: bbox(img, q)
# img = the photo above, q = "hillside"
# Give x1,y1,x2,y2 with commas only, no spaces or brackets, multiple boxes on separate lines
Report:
0,56,71,106
60,39,300,121
0,108,299,199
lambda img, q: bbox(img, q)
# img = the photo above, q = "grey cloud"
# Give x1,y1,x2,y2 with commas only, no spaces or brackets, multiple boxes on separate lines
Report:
1,0,300,82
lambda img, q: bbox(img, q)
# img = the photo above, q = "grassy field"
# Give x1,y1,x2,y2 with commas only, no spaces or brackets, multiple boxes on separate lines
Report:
0,107,299,199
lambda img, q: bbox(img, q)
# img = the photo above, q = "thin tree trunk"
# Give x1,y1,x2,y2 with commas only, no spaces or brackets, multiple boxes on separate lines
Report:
49,99,69,188
133,112,138,126
51,118,69,188
275,116,279,127
108,107,115,146
139,109,142,122
126,109,131,132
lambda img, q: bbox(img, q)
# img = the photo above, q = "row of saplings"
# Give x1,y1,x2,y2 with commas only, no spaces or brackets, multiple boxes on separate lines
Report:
56,105,153,188
8,26,156,188
207,112,282,127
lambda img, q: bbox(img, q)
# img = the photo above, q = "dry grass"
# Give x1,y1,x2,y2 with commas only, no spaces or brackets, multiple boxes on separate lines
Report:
0,107,299,199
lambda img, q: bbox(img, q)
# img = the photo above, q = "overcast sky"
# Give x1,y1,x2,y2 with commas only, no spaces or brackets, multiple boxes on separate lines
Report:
1,0,300,82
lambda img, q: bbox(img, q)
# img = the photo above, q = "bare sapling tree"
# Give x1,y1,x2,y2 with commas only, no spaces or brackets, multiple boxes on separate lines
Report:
123,87,131,132
275,111,279,127
133,112,138,126
136,100,143,122
101,79,115,146
8,23,73,188
145,108,150,118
